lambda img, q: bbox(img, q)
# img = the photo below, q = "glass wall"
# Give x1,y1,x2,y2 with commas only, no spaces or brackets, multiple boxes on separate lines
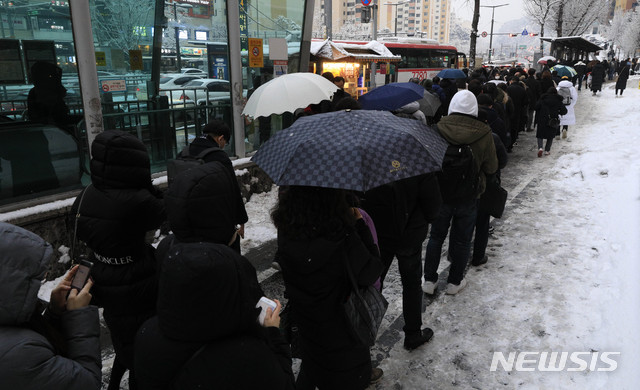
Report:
0,0,308,206
240,0,306,153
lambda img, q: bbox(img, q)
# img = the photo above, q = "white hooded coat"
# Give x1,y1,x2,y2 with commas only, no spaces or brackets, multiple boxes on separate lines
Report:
557,80,578,126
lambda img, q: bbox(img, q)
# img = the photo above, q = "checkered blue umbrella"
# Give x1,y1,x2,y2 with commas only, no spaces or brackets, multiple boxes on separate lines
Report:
251,110,448,192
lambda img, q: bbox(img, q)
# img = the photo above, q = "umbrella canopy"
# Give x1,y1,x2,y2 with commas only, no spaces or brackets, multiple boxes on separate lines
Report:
550,64,577,78
358,82,424,111
251,110,448,192
417,92,441,117
242,73,339,118
436,69,467,79
537,55,557,65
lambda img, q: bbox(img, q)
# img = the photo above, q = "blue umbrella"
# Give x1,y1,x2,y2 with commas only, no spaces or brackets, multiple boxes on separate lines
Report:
358,82,424,111
251,110,448,192
436,68,467,79
550,65,577,78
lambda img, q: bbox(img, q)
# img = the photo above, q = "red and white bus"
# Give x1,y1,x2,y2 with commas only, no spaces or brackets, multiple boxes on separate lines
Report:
329,37,466,84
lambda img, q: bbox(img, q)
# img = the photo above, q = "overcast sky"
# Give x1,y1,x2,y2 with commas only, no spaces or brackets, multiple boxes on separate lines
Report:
452,0,527,31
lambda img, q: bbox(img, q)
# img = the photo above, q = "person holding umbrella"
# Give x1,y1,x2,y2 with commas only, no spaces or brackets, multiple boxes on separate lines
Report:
272,186,384,389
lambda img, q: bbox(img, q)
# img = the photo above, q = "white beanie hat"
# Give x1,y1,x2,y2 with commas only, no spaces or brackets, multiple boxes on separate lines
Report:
448,90,478,117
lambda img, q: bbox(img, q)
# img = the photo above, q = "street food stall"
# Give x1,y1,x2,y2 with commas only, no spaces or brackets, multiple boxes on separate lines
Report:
310,40,401,97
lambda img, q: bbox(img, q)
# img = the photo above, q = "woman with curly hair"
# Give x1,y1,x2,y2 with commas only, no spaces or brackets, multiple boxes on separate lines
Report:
272,186,383,390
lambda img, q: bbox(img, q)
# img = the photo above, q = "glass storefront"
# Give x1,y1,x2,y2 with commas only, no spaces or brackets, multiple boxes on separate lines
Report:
0,0,310,207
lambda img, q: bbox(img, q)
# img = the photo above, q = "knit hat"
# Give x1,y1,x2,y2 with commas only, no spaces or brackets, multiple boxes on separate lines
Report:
448,90,478,117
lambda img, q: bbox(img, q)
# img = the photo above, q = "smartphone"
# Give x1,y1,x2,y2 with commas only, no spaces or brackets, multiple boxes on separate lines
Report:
256,296,277,325
71,260,93,291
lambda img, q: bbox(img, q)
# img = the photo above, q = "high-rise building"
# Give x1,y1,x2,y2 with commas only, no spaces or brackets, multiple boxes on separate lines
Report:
377,0,450,43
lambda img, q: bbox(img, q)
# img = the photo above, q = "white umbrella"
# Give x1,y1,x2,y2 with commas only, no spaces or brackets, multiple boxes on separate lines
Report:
537,55,557,64
242,73,339,118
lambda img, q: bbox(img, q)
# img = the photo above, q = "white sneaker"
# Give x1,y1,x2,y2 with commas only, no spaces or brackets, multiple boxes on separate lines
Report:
562,129,567,139
445,279,467,295
422,281,437,295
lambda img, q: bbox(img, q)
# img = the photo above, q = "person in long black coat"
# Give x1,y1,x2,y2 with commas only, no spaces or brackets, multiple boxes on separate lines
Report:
591,61,607,95
505,77,528,148
615,59,631,96
525,68,542,131
272,186,383,390
135,162,294,390
534,87,567,156
71,130,166,390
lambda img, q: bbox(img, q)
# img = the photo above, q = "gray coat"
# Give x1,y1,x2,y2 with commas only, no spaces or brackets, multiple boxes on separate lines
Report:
0,222,101,390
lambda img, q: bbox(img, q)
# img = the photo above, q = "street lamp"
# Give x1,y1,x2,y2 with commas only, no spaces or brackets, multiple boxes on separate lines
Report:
165,1,192,72
480,3,508,65
384,0,409,37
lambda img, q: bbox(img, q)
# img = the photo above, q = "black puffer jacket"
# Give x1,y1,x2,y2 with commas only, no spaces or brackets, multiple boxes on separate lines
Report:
0,222,101,390
135,162,294,390
71,130,165,368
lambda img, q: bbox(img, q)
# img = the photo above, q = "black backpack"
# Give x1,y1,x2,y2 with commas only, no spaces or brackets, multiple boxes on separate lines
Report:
438,143,479,203
167,146,224,185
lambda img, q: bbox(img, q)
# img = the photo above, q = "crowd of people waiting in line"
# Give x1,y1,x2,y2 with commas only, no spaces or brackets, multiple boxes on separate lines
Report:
0,56,634,390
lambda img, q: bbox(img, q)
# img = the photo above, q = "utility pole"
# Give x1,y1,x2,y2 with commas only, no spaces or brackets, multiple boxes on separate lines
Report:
480,3,508,64
384,1,407,37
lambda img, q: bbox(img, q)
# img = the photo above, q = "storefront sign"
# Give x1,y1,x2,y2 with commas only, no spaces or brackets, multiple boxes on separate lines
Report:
380,63,387,75
95,51,107,67
129,50,143,70
248,38,263,68
100,79,127,93
274,60,288,77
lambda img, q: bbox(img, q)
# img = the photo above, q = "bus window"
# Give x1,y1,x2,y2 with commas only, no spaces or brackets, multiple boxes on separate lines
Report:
406,56,419,68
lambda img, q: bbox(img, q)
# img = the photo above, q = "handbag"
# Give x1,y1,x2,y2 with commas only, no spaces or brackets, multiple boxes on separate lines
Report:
479,176,508,219
547,116,560,128
343,254,388,346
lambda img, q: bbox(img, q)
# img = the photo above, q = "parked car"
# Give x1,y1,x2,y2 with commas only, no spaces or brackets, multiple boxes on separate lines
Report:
167,78,232,107
135,73,203,100
179,68,207,76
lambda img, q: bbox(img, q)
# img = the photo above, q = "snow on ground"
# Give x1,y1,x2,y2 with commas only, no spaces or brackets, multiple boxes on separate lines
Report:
236,78,640,388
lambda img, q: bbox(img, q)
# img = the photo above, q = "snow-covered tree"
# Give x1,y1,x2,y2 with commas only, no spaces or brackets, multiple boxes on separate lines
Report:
90,0,155,61
551,0,609,37
616,9,640,58
334,20,371,40
448,16,471,57
312,7,327,38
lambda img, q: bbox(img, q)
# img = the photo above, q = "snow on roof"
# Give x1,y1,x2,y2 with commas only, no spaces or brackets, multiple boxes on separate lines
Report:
310,39,401,62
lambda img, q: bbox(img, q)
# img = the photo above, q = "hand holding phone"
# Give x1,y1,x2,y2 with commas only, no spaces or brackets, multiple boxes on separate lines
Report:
71,259,93,291
256,296,278,326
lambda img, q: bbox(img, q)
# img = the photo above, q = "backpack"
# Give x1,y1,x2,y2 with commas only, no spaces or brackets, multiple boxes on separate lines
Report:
438,143,479,203
558,86,572,105
167,146,224,185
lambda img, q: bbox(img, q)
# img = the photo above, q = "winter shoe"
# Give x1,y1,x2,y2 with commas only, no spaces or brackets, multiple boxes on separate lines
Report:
403,328,434,351
544,151,550,156
445,279,468,295
562,129,567,139
537,148,543,158
488,225,495,235
471,255,488,266
271,261,281,271
422,280,437,295
370,368,384,384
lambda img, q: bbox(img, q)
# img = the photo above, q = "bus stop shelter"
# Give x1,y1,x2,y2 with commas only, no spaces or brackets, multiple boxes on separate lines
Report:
540,36,604,63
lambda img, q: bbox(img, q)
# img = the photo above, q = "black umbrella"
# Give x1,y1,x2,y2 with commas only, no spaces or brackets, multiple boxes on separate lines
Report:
251,110,448,192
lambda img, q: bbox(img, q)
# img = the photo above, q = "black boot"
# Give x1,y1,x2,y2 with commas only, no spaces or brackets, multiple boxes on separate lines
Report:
403,328,434,351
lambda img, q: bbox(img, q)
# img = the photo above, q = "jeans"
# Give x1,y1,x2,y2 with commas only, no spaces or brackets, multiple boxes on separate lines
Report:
424,200,477,286
537,137,554,152
379,225,429,334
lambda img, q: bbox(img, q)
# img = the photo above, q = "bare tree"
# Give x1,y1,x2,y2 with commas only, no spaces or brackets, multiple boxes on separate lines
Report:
553,0,609,37
90,0,155,62
524,0,561,53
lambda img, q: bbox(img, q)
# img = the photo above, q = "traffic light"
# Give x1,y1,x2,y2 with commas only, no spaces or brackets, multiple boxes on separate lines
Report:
361,7,371,23
529,32,538,37
509,33,517,37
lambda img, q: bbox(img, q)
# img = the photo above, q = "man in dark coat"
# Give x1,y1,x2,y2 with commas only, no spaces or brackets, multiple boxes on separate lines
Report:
187,120,249,252
615,59,631,96
505,76,528,148
135,163,295,390
0,222,101,390
362,173,442,350
71,130,166,390
590,61,607,95
423,91,498,296
525,68,542,131
477,93,510,148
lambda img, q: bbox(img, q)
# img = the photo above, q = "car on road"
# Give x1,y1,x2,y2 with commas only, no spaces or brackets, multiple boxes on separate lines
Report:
136,73,204,100
167,78,232,106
